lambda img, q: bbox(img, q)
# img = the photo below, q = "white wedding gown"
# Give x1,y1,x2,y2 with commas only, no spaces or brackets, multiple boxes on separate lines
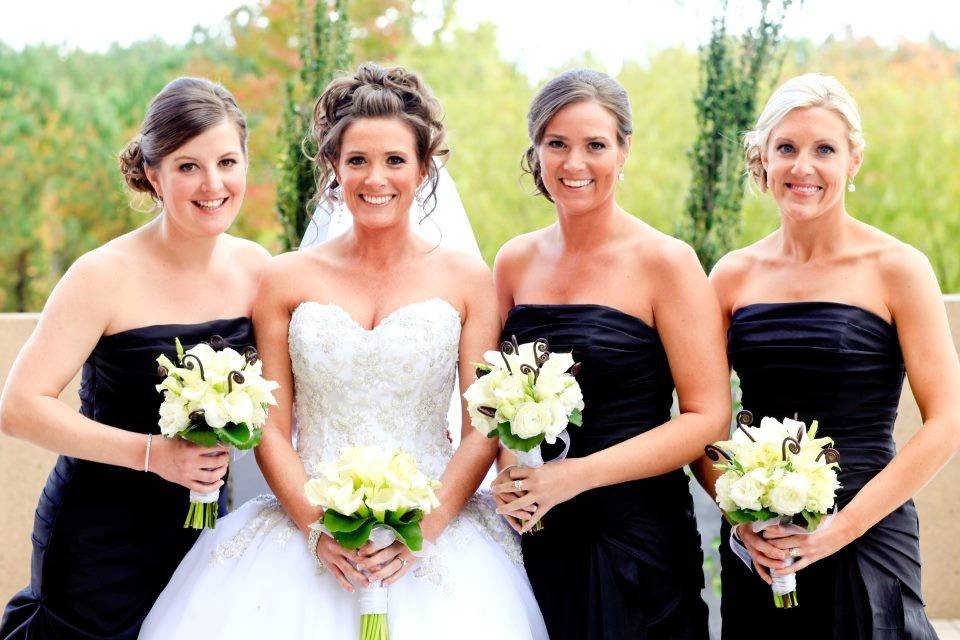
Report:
140,298,547,639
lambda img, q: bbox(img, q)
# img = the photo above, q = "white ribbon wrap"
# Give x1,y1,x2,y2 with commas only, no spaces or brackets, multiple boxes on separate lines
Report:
514,430,571,468
189,488,220,504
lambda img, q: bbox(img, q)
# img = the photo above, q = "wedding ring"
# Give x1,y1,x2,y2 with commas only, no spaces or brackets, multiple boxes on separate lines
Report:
400,557,409,568
514,479,524,492
788,547,801,558
355,562,363,572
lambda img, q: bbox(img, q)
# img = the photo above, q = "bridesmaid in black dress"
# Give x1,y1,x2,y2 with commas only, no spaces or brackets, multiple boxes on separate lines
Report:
491,69,731,640
703,73,957,639
0,77,270,639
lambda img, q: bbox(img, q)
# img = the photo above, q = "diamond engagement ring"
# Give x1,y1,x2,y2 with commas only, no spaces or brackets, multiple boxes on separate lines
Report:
400,557,409,568
514,479,524,492
789,547,801,558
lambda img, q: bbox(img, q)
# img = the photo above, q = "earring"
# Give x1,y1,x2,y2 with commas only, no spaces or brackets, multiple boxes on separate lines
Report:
332,186,345,225
847,180,856,193
618,170,625,182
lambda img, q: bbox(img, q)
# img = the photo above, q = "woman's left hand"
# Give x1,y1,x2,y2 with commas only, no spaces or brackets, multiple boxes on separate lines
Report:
491,458,590,534
357,540,416,586
762,512,859,575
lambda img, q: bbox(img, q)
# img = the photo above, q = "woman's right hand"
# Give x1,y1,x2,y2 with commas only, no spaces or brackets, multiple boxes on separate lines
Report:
735,523,789,585
150,436,229,494
315,534,368,592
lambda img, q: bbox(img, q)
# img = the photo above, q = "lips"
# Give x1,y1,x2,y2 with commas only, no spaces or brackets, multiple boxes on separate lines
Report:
560,178,593,189
192,197,228,211
785,183,822,196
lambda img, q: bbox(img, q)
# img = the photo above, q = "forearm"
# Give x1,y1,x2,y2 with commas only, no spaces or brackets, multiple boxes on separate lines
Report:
840,414,960,537
692,454,723,502
579,410,726,491
424,432,497,539
1,393,146,470
255,428,319,535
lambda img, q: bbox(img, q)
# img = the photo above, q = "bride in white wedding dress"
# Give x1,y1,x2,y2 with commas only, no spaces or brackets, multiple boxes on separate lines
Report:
139,63,546,639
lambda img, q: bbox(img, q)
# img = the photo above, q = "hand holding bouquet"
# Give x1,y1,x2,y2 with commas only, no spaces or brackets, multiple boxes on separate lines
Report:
156,335,279,529
305,447,441,640
706,410,841,608
464,336,583,531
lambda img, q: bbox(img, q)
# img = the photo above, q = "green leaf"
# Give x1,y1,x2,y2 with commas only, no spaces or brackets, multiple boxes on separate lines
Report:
175,337,185,360
801,510,823,532
333,519,377,550
496,421,544,453
392,521,423,551
568,408,583,427
179,426,218,447
324,510,370,533
214,422,260,449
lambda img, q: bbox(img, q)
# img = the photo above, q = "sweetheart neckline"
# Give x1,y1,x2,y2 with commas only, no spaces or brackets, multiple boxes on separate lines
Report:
292,297,461,332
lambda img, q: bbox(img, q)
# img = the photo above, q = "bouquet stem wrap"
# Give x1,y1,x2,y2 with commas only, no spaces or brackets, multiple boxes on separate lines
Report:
185,488,219,529
357,526,397,640
514,431,571,532
750,515,833,609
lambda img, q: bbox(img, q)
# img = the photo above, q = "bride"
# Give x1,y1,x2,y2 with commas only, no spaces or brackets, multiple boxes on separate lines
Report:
140,63,546,638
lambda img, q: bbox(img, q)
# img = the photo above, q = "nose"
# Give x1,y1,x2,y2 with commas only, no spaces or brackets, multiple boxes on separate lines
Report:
562,148,588,173
791,151,814,177
364,163,388,189
202,167,224,192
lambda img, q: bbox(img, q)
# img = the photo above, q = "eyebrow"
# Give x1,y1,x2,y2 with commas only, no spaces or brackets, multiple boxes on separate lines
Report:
171,151,241,162
543,133,612,142
773,136,840,145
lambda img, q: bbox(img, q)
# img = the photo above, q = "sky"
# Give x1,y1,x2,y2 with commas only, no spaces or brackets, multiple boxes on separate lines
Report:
2,0,958,80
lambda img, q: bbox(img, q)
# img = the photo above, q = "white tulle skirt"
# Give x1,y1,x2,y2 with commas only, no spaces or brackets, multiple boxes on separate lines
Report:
139,493,546,639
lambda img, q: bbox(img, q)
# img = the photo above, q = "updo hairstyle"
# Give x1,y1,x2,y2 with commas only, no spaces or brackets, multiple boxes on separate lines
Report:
521,69,632,202
118,77,248,201
744,73,864,192
310,62,447,214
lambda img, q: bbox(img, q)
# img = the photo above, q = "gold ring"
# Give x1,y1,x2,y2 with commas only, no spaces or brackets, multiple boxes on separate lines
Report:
514,479,524,491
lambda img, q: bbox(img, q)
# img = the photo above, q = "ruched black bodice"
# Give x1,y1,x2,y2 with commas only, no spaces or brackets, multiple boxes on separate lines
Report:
1,317,252,640
504,304,707,640
721,302,935,639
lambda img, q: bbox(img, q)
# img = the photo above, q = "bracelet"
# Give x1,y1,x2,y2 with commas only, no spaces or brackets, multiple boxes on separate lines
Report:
143,434,153,473
307,525,326,574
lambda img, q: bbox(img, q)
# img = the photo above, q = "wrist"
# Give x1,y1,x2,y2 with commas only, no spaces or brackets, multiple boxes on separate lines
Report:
834,509,865,542
570,455,599,494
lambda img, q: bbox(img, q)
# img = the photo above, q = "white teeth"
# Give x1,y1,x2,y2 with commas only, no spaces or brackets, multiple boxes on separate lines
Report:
196,198,226,209
361,194,393,205
562,179,592,188
790,185,820,194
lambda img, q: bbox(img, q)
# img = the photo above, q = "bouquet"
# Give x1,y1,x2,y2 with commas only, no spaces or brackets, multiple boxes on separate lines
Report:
706,410,841,608
305,446,441,640
464,335,584,531
156,335,279,529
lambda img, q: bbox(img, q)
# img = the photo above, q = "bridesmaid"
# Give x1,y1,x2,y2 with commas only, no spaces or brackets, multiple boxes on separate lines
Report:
705,73,957,638
492,69,731,639
0,77,269,639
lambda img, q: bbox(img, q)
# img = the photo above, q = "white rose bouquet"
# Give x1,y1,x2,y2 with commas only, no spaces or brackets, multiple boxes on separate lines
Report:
156,336,279,529
304,447,441,640
706,410,841,608
464,336,584,531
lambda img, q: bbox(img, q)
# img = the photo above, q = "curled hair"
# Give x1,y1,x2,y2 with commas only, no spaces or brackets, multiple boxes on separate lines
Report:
118,77,248,201
309,62,448,216
744,73,865,193
521,69,632,202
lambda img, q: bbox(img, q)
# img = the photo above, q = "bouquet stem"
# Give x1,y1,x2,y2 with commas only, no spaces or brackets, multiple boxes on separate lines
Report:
771,554,798,609
360,613,388,640
185,489,220,530
773,591,799,608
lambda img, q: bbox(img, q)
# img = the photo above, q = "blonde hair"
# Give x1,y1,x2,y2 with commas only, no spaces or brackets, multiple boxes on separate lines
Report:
744,73,864,192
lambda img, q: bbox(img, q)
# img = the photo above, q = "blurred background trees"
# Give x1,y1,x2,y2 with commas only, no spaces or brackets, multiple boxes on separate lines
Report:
1,0,958,311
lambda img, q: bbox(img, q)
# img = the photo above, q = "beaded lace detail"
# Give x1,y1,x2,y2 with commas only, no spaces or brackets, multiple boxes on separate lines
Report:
213,298,522,572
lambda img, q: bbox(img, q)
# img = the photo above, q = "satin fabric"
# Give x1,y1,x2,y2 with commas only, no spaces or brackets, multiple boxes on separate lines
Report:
503,304,708,640
720,302,936,639
0,318,252,640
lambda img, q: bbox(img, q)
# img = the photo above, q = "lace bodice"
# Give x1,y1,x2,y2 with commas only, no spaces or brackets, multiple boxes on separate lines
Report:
289,298,461,481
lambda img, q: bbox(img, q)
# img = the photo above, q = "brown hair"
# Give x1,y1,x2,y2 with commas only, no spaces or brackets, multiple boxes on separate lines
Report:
118,77,247,200
310,62,447,214
522,69,632,202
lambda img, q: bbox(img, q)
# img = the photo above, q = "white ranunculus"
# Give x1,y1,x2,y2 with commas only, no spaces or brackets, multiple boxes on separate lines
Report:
542,398,570,444
768,471,811,516
510,401,553,440
729,467,769,511
158,394,190,436
714,470,740,512
558,382,584,415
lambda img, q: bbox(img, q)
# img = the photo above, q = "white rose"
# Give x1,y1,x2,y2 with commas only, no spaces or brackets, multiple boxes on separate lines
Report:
158,394,190,436
729,467,769,511
542,398,570,444
558,382,584,415
510,401,552,439
714,470,740,512
767,471,811,516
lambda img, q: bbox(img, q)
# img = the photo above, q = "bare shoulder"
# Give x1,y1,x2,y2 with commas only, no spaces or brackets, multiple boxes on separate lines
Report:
629,222,701,276
431,246,493,291
870,232,937,291
494,228,548,270
222,234,272,270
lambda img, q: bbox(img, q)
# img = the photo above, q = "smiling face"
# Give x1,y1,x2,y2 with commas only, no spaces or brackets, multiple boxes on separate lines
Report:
335,117,426,231
537,100,629,216
146,119,246,237
762,106,863,223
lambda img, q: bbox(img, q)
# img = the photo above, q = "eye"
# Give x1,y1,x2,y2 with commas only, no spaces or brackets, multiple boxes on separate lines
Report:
547,140,565,149
219,157,239,167
776,143,795,154
386,155,406,165
588,141,606,151
817,144,835,155
346,156,365,166
178,162,197,172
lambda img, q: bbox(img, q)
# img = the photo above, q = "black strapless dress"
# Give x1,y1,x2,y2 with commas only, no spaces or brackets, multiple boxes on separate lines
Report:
503,304,708,640
720,302,936,639
0,317,252,640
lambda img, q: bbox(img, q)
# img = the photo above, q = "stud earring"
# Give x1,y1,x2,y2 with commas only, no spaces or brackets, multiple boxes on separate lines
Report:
332,186,345,225
618,170,625,182
847,180,856,193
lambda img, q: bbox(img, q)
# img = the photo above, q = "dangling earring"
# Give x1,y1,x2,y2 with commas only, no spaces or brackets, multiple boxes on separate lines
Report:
415,188,425,211
847,180,856,193
332,186,345,225
618,169,625,182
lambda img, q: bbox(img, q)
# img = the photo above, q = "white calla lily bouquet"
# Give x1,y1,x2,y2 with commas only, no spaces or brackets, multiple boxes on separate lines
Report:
707,411,841,608
156,336,279,529
464,336,584,531
304,446,441,640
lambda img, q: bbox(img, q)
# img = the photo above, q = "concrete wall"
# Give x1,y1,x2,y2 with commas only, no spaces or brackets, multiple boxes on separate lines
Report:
2,299,959,615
